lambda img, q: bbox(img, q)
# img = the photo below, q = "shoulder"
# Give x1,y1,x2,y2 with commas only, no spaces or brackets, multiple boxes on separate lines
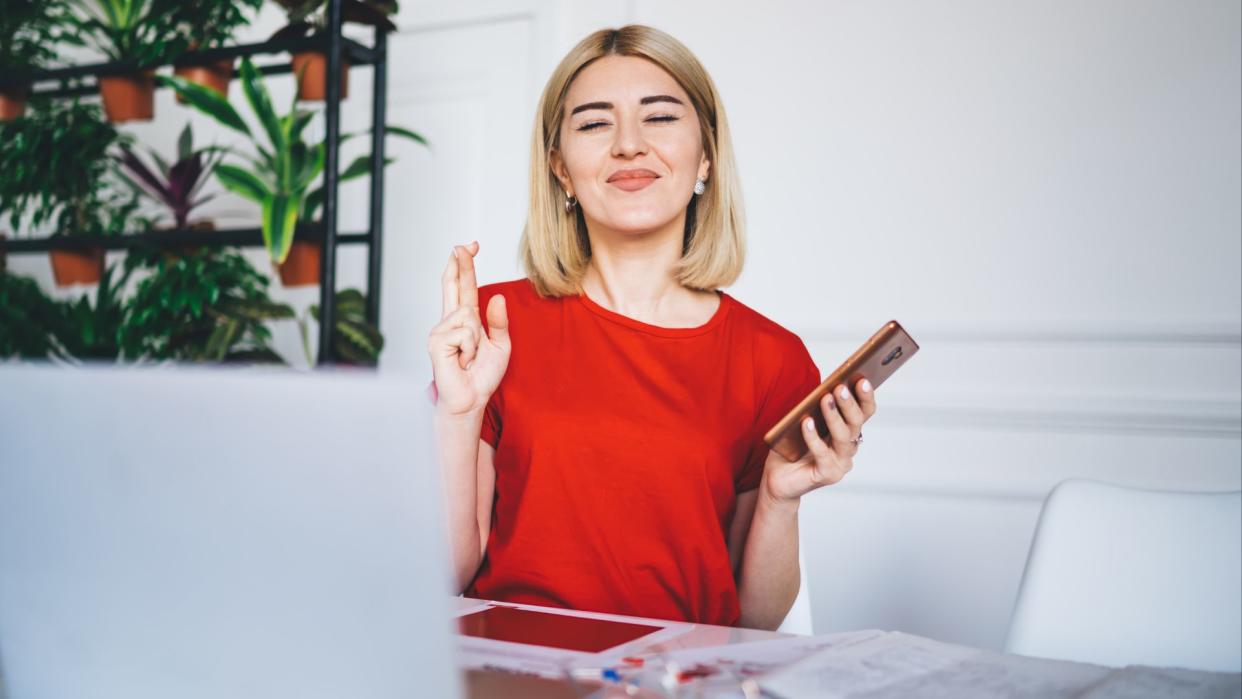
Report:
477,278,567,330
724,294,822,405
722,293,812,360
478,278,557,307
479,277,537,300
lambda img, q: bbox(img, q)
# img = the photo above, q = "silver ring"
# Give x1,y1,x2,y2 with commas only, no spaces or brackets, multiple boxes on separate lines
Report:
850,432,864,446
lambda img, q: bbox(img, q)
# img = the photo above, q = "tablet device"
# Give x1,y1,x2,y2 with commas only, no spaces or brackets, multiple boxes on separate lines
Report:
459,605,664,653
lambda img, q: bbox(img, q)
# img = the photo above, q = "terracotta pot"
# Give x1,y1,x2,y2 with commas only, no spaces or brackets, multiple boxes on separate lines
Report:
277,240,322,287
291,51,349,102
50,247,106,287
173,58,234,103
98,71,155,123
0,84,30,122
159,219,215,262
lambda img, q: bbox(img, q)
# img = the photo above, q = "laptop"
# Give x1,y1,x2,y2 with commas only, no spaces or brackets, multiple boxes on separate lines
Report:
0,365,461,699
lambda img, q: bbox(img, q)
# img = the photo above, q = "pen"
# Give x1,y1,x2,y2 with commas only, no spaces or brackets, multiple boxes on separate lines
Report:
570,667,623,682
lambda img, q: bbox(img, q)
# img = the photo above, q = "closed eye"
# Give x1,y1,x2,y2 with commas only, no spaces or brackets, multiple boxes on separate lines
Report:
576,115,681,132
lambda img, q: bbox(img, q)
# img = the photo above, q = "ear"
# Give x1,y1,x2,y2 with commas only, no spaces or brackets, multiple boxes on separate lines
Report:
697,154,711,183
549,147,574,196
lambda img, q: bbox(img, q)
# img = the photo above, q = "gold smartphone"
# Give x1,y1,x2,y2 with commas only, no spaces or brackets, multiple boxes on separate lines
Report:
763,321,919,462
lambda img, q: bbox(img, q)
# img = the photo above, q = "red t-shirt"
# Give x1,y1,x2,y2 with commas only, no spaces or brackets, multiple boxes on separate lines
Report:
466,278,820,626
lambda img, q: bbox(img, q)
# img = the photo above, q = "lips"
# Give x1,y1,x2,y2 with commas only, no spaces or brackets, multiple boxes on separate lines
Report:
607,168,660,192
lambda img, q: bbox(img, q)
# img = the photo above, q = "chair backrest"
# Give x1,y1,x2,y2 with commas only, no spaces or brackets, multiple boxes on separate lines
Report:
777,549,814,635
1005,479,1242,672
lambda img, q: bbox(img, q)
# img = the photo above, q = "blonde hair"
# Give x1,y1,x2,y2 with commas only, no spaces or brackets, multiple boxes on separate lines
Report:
519,25,746,297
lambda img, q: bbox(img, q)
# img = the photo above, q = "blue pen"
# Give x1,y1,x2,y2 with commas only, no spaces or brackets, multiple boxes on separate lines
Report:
569,666,623,683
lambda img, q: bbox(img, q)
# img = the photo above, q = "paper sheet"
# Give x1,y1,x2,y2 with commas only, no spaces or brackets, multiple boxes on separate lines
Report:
1078,666,1242,699
759,632,1242,699
655,630,887,679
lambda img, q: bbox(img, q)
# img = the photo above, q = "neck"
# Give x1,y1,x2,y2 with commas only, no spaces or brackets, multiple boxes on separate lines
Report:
580,213,691,320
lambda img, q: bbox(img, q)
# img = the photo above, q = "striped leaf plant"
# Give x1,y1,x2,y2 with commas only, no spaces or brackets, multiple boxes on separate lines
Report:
158,57,426,265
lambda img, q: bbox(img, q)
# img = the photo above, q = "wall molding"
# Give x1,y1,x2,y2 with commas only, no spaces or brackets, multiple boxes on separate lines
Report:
797,321,1242,439
881,403,1241,439
799,323,1242,347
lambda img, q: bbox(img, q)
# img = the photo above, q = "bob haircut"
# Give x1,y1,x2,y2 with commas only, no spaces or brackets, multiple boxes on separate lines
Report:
519,25,746,297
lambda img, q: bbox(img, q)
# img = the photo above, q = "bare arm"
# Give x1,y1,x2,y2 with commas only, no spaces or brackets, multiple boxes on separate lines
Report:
731,486,801,631
730,380,879,630
436,410,497,591
427,242,509,593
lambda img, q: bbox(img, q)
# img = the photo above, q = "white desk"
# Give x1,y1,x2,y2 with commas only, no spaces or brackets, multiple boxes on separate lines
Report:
456,596,786,698
455,598,1242,699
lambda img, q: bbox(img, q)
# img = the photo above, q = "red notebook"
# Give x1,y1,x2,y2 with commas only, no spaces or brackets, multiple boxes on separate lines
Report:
459,606,663,653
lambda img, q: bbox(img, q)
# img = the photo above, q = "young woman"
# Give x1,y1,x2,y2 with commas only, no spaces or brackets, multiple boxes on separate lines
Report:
428,25,877,631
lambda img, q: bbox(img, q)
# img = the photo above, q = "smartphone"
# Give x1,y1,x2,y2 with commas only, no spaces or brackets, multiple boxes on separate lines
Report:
763,320,919,462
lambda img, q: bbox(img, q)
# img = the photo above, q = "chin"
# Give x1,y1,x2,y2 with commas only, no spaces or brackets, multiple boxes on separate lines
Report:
600,208,682,236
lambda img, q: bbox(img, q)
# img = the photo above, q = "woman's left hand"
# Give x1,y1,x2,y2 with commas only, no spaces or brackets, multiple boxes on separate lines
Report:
761,378,877,505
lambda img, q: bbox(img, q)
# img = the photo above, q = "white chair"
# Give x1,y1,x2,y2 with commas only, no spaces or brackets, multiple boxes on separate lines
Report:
776,550,814,635
1005,479,1242,672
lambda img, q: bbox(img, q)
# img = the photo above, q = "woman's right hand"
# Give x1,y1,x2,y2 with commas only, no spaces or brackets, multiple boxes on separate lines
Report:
427,242,511,416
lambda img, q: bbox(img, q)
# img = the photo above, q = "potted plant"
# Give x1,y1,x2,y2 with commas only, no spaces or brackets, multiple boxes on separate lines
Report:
277,126,424,286
120,247,294,363
0,270,65,360
300,287,384,366
0,99,144,287
117,122,225,234
49,259,136,361
0,1,76,122
69,0,185,122
160,59,424,286
270,0,399,101
165,0,263,100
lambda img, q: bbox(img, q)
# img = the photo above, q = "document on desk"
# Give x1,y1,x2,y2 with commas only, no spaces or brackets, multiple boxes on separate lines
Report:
657,630,887,680
758,632,1242,699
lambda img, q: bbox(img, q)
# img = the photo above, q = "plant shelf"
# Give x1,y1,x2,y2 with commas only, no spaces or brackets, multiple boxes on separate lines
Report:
1,0,391,366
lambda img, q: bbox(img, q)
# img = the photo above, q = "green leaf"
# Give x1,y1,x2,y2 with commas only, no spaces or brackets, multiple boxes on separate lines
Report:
239,58,285,154
385,125,429,147
336,318,383,362
302,187,324,221
294,143,325,192
285,141,306,188
149,149,173,179
222,299,296,321
340,154,395,182
158,75,251,136
262,193,299,264
335,288,367,317
224,347,286,364
215,164,271,203
205,318,242,360
285,109,316,143
177,122,193,161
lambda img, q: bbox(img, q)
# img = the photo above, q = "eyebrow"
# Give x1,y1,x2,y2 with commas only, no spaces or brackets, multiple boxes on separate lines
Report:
569,94,685,116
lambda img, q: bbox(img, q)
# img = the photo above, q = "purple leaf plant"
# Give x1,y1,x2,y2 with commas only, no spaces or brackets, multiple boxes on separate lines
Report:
117,122,225,230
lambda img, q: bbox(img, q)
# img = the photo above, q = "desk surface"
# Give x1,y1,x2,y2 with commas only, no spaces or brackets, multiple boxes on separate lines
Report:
455,598,1242,699
456,597,783,698
455,596,788,649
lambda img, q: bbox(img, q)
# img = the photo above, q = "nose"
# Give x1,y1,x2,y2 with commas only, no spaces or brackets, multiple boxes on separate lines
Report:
610,113,648,159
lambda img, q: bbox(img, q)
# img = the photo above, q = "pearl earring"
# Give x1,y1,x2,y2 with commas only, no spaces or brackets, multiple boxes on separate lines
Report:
564,194,577,213
693,178,706,195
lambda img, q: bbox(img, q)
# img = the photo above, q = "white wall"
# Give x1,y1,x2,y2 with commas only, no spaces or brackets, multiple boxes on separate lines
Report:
9,0,1239,650
378,0,1242,649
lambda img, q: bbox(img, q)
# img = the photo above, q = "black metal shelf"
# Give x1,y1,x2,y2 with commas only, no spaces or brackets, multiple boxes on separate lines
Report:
0,36,378,99
1,0,390,366
0,227,369,253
